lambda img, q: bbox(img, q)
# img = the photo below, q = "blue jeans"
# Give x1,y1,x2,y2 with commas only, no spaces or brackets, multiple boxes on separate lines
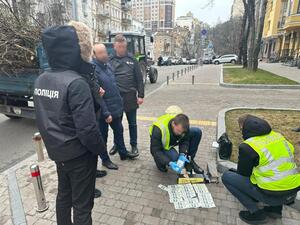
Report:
99,117,128,160
122,109,137,147
163,127,202,161
222,171,291,213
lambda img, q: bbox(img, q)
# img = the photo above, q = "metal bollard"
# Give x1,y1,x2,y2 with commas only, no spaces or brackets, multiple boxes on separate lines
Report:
167,76,169,85
192,75,195,85
30,164,48,212
177,71,179,78
33,132,44,162
181,69,183,76
185,68,186,74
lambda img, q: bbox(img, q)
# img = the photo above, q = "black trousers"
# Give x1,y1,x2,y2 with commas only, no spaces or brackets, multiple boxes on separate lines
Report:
55,152,97,225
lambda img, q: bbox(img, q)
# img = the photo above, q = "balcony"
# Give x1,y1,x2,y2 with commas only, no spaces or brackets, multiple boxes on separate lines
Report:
122,17,132,25
96,10,110,19
284,14,300,30
121,1,131,11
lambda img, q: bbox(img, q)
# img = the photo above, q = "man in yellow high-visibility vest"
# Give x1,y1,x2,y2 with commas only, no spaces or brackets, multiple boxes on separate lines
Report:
222,115,300,224
149,113,203,174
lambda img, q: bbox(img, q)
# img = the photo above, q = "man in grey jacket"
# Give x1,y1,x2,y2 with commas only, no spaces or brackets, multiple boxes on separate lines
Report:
109,34,144,155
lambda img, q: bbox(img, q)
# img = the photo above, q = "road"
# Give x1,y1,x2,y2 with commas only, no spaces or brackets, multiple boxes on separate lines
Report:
0,65,189,172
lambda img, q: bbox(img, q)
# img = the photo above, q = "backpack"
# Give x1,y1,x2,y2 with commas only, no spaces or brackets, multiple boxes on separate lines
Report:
217,133,232,160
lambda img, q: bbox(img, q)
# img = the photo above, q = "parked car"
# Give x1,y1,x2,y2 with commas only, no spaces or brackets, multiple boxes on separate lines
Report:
171,57,177,65
212,54,238,65
177,58,183,65
190,58,197,64
161,56,172,66
182,58,188,65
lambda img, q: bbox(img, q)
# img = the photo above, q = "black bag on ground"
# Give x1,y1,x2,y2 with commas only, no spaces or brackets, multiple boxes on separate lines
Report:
217,133,232,160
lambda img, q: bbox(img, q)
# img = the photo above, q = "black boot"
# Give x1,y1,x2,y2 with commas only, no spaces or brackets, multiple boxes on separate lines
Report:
102,160,119,170
120,151,139,160
109,145,118,155
96,170,107,178
263,206,282,219
131,145,139,154
190,159,204,174
239,210,268,224
94,188,102,198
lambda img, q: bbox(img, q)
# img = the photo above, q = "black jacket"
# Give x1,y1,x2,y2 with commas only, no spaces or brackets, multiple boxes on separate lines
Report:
34,25,106,162
150,120,189,166
237,115,300,195
92,58,123,119
237,115,271,177
110,53,144,112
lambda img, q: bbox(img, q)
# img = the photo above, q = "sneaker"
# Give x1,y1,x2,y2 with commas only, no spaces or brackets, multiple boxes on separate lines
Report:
239,210,268,224
292,127,300,132
263,206,282,219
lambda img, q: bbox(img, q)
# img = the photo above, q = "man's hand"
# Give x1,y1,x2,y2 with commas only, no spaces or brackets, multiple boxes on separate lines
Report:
169,161,182,174
99,87,105,97
137,97,144,105
105,115,112,124
177,153,190,169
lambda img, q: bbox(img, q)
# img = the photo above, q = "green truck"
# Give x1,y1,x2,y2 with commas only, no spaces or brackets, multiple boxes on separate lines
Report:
0,33,158,119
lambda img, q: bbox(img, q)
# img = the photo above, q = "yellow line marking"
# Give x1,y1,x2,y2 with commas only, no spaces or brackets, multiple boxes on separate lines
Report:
137,116,216,127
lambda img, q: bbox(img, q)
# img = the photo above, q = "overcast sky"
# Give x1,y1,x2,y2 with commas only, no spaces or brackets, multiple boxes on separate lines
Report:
175,0,234,26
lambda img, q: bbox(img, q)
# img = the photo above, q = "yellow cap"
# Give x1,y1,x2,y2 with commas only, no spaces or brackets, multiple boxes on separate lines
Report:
165,105,183,115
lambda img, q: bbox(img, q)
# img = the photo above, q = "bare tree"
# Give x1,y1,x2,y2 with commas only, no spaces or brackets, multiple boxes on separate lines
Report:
242,0,268,71
0,0,69,75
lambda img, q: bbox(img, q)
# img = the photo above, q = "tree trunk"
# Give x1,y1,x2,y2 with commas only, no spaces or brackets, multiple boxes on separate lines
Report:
247,0,256,70
238,10,247,64
253,0,268,71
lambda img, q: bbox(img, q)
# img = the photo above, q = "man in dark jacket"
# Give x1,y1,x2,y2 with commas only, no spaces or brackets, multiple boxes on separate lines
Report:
149,113,203,174
92,43,139,162
34,22,106,225
109,34,144,155
222,115,300,224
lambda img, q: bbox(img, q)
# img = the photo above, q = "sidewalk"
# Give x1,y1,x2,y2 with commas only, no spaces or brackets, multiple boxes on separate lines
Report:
1,65,300,225
259,62,300,83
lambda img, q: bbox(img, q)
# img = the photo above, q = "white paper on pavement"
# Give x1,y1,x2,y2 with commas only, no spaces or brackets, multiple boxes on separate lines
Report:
158,183,216,209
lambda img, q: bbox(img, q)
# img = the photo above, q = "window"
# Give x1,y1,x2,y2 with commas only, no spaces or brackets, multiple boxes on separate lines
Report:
82,0,88,17
298,1,300,13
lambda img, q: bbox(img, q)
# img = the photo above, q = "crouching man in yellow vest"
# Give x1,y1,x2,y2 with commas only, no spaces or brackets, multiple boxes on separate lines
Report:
149,109,203,174
222,115,300,225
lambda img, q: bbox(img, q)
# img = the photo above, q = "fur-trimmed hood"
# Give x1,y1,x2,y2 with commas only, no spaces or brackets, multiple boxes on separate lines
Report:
42,21,93,71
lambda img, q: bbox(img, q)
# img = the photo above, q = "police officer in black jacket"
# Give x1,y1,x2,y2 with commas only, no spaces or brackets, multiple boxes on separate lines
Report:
109,34,144,155
34,22,106,225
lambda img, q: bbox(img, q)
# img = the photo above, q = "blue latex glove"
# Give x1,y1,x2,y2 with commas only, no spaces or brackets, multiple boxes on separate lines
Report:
177,153,190,169
169,161,182,174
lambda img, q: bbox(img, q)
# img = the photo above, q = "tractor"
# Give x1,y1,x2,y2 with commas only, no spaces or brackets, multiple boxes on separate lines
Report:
105,32,158,85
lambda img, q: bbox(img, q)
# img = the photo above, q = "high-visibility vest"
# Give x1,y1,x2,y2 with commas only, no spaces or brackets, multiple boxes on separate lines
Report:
149,114,177,151
244,131,300,191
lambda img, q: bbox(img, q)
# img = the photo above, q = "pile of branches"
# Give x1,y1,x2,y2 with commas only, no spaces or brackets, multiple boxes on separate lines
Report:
0,0,69,76
0,1,43,75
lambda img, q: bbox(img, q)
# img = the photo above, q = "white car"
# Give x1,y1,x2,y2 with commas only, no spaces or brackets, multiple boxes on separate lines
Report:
212,54,238,65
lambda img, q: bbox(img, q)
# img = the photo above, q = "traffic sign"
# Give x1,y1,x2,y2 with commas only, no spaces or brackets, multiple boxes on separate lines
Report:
201,29,208,36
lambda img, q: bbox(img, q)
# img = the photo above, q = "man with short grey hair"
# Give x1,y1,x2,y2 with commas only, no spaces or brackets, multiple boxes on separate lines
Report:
109,34,144,156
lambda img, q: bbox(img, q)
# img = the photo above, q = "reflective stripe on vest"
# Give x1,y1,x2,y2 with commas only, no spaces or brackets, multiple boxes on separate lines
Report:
244,131,300,191
149,114,176,151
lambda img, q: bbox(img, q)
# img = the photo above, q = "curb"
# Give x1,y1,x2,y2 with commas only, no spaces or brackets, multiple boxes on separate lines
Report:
216,107,300,173
219,65,300,89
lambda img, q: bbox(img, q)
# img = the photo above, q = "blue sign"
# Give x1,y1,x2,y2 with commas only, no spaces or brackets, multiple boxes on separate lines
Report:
201,29,208,36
